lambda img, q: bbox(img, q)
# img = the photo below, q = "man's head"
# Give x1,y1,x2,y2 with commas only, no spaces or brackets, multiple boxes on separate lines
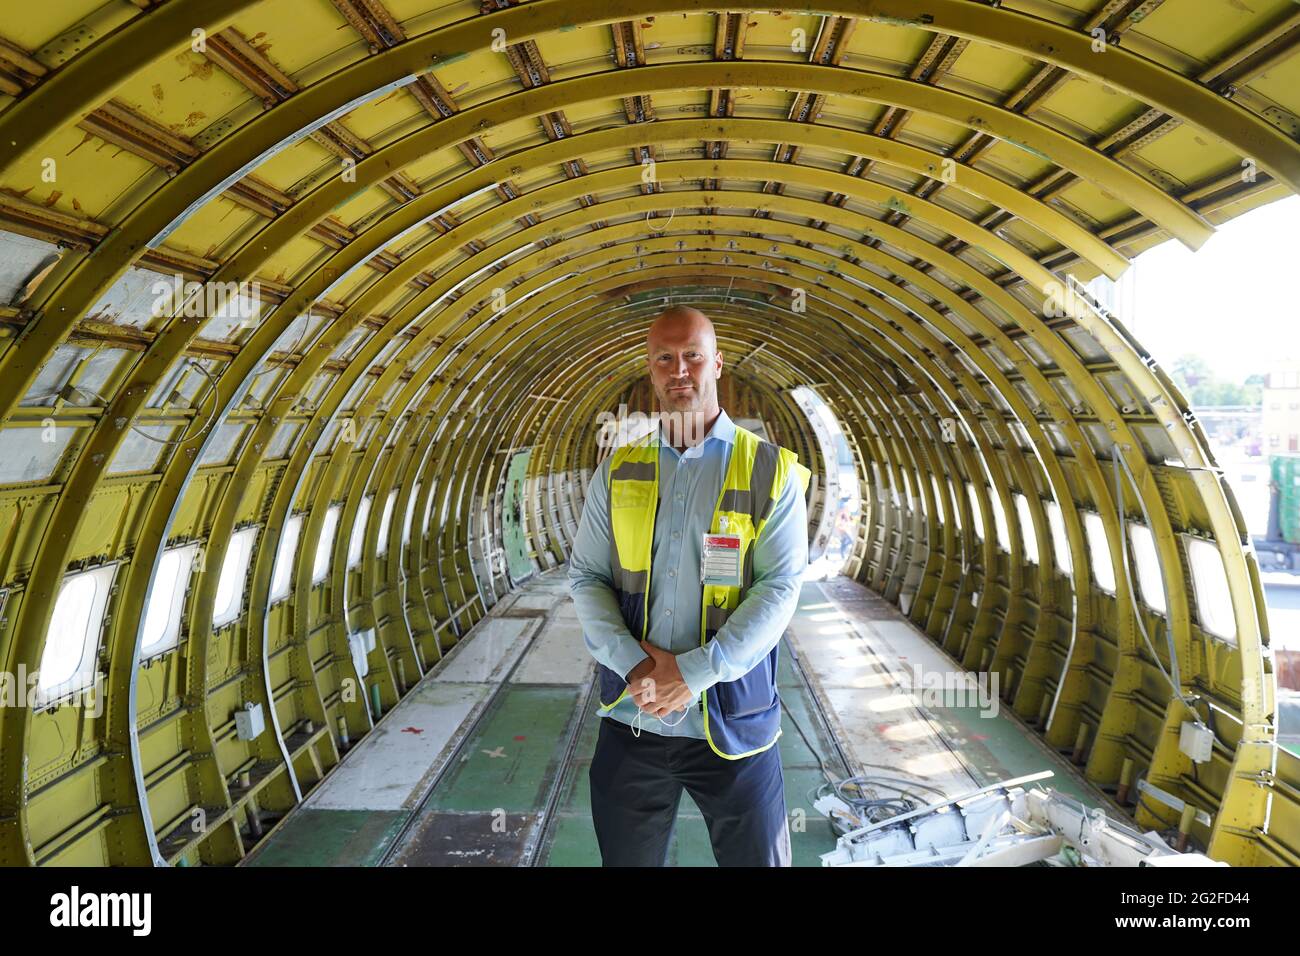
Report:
646,306,723,419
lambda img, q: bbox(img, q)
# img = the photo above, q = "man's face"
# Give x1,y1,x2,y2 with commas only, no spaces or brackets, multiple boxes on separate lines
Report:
647,322,723,415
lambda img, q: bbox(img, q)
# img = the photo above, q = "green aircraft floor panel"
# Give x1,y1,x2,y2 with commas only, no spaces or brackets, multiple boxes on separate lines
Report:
535,814,602,867
243,810,407,867
778,687,843,771
423,684,581,813
776,646,802,688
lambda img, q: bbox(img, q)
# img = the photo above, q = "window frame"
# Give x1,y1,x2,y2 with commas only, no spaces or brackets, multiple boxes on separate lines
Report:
348,495,372,570
1083,511,1116,594
37,562,119,709
312,504,342,585
213,526,258,629
965,482,984,541
1014,493,1039,565
1127,521,1167,615
140,542,200,660
376,489,398,557
1045,499,1072,576
269,513,304,605
1185,536,1237,642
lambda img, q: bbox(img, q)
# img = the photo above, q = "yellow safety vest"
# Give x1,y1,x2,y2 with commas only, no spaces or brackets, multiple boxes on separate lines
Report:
600,422,811,758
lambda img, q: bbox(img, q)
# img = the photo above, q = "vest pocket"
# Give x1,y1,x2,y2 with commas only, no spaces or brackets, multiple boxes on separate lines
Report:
597,663,627,708
716,649,777,718
611,482,656,510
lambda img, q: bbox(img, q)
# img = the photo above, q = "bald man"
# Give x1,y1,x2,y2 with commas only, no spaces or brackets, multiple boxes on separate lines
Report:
568,306,810,866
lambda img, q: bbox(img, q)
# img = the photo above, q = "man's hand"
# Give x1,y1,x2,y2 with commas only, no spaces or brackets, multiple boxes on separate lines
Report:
627,640,695,718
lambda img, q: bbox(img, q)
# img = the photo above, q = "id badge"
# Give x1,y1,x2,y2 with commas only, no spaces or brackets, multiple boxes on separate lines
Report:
701,532,743,586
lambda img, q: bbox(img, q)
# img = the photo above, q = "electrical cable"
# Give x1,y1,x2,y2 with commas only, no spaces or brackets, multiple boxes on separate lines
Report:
43,357,222,447
644,208,676,232
122,358,221,446
778,679,939,834
1111,450,1231,753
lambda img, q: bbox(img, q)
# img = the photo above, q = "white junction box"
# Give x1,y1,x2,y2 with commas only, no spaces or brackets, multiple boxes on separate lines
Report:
1179,720,1214,763
234,702,265,741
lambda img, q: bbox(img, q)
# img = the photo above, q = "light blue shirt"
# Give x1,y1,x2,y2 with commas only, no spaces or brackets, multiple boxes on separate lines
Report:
567,408,809,738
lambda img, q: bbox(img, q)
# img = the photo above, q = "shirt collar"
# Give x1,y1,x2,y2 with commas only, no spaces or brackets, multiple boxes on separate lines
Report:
658,408,734,459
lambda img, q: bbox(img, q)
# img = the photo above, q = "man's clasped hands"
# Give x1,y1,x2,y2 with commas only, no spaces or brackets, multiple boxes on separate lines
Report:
625,639,695,718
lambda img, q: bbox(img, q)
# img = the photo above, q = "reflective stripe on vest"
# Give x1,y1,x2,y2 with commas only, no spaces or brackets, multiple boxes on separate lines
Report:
603,423,812,758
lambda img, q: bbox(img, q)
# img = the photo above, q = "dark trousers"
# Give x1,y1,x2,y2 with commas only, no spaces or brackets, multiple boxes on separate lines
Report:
588,716,791,866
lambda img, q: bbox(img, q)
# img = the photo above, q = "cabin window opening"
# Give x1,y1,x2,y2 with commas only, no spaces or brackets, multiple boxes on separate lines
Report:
1014,494,1039,564
1186,537,1236,642
213,527,258,628
312,505,342,585
1128,522,1166,614
376,490,398,557
1083,512,1116,594
269,514,303,604
141,543,200,658
38,564,118,707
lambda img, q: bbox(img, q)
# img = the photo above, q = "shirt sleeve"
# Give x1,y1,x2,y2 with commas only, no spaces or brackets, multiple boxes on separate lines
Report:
567,456,652,681
674,463,808,696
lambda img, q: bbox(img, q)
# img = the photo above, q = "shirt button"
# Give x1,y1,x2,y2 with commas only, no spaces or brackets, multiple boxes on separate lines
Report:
669,569,676,577
665,609,673,617
671,531,680,539
676,493,684,501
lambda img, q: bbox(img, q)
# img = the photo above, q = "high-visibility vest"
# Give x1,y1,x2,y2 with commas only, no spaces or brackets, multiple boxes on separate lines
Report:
598,423,811,759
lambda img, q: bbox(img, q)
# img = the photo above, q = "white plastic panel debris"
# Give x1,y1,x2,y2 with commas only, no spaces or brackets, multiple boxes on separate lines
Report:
820,772,1060,867
0,425,78,484
820,772,1224,867
349,628,376,679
